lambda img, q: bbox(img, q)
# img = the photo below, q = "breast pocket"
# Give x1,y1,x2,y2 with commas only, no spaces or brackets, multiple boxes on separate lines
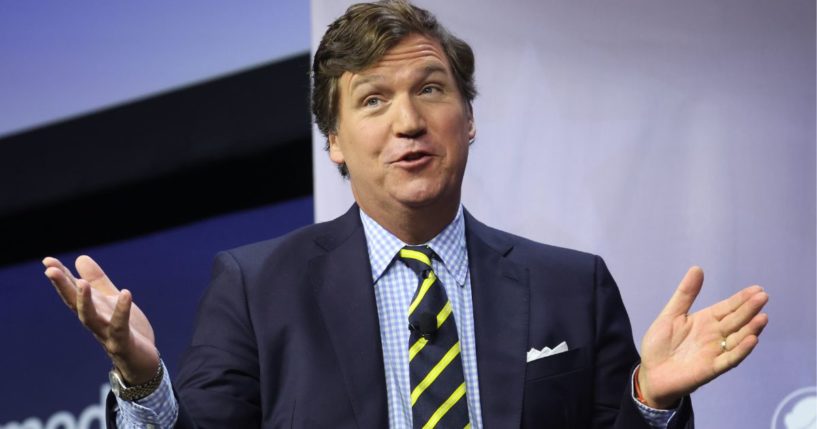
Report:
522,347,593,428
524,346,590,381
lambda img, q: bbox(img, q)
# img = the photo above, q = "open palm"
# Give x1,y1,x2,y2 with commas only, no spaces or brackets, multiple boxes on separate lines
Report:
637,267,769,409
44,255,160,384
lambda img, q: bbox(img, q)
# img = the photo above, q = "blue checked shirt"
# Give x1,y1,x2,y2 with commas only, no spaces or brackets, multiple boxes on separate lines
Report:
360,205,482,428
114,361,177,428
115,205,677,428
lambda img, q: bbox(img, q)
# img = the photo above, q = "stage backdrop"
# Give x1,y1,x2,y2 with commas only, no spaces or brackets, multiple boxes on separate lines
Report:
0,1,312,427
311,1,816,428
0,0,308,137
0,197,313,427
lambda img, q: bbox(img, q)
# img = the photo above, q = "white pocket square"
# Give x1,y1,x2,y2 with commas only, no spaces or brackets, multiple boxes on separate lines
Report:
526,341,568,363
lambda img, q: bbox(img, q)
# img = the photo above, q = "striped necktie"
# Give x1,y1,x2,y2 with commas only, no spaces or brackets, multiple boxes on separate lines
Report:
399,245,470,429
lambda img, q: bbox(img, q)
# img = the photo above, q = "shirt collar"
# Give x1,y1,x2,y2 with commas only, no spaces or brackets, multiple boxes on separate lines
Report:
359,205,469,287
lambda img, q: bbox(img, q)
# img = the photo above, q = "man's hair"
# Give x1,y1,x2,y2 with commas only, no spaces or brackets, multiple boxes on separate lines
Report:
311,0,477,176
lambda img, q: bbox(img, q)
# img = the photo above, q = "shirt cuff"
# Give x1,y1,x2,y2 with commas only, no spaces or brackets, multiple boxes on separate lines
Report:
114,361,179,429
630,366,680,429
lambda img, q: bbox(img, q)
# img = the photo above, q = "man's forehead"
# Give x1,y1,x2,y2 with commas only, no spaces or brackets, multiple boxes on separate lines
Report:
345,63,450,91
377,34,447,64
341,34,452,89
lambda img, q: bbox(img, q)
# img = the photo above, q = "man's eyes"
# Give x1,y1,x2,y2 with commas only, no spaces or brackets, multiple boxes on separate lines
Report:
420,85,442,95
363,97,382,107
360,85,443,107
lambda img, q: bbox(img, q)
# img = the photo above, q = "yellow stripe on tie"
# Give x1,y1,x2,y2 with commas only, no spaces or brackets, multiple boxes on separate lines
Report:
408,271,437,316
411,342,461,405
436,301,452,328
464,424,471,429
400,248,432,266
409,337,428,361
422,382,467,429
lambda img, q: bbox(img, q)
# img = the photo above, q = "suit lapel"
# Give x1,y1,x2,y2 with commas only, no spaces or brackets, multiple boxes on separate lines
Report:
465,211,530,428
307,207,529,428
309,206,389,428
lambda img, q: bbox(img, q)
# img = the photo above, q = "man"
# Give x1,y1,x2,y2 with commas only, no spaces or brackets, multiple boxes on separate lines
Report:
43,1,769,428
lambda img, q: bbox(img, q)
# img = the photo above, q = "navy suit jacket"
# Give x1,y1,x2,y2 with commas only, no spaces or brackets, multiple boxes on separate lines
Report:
108,205,692,428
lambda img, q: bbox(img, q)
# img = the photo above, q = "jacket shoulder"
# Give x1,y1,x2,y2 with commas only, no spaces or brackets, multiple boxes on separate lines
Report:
465,212,601,273
219,205,362,272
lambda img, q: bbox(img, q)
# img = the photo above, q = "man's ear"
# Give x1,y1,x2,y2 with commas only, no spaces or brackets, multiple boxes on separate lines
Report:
467,114,476,142
328,133,345,165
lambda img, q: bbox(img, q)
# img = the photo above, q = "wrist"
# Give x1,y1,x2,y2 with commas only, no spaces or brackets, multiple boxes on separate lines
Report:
109,359,164,402
111,349,161,385
634,366,680,410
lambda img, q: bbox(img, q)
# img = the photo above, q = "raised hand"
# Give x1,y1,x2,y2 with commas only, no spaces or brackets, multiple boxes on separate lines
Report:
43,255,160,385
637,266,769,409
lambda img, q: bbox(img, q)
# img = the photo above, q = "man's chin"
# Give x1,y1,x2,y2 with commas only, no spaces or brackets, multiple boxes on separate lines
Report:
394,188,459,211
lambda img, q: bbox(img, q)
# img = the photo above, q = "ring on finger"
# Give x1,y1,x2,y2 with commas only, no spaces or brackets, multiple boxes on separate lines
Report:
720,338,728,352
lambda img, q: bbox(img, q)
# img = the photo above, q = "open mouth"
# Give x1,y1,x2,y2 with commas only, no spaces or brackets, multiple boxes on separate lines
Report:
392,150,434,169
401,152,427,161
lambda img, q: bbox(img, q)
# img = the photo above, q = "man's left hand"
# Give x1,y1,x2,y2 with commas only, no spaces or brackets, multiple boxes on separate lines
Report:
637,266,769,409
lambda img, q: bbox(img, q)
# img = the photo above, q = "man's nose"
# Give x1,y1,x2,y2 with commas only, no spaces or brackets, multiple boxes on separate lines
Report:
393,95,427,139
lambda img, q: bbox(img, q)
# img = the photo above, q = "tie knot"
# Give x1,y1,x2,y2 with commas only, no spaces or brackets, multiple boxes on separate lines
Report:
398,245,436,277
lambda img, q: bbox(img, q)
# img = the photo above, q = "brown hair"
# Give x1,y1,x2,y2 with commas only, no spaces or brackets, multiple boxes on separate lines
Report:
311,0,477,176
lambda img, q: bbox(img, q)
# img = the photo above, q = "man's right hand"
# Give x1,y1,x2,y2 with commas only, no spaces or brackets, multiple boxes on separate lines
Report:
43,255,160,385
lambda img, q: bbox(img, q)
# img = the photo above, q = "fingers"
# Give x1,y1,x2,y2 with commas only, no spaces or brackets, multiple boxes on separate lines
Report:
711,284,765,321
725,312,769,352
659,266,704,318
43,256,79,286
75,255,119,295
45,255,131,339
44,263,79,311
714,333,760,374
713,305,768,376
80,286,139,364
75,279,103,332
718,288,768,334
45,255,140,369
107,290,133,357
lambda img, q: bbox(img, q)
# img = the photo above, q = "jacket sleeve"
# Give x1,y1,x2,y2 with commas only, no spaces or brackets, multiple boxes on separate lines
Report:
172,250,263,428
591,255,694,429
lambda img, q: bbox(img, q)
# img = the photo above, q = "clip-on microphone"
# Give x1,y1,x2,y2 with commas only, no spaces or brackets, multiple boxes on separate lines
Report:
409,311,438,340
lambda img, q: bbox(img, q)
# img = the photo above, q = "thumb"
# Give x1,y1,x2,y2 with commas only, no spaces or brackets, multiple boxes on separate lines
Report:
75,255,119,295
659,266,704,318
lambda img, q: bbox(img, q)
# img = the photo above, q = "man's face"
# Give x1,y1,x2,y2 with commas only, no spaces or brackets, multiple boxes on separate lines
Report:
329,33,476,218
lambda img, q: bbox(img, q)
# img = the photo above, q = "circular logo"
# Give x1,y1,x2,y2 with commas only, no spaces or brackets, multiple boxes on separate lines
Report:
772,386,817,429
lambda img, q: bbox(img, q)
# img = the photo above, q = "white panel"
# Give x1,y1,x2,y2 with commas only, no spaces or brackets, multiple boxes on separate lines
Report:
311,1,816,426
